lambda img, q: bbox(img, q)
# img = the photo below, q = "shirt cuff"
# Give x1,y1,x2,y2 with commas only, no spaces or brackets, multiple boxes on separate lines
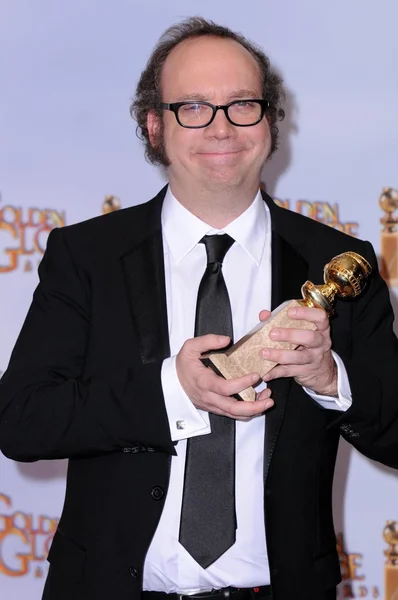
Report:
303,351,352,411
161,356,211,441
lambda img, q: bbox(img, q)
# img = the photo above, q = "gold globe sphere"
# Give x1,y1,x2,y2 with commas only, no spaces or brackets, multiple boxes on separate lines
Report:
379,187,398,214
383,521,398,546
324,252,372,298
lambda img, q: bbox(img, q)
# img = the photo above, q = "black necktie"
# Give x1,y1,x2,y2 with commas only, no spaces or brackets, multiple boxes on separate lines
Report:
179,233,236,569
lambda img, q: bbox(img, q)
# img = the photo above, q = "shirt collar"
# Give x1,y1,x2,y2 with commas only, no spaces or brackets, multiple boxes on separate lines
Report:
161,187,269,267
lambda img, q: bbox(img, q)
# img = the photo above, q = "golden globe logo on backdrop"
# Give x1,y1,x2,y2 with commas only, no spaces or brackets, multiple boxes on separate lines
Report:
0,494,58,578
274,197,359,236
337,532,380,598
0,193,65,273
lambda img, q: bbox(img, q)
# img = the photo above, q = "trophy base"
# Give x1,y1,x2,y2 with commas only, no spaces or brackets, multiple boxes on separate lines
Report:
385,564,398,599
381,232,398,286
201,299,317,402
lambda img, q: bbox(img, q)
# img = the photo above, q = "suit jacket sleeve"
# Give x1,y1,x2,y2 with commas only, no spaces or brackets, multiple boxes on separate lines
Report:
329,241,398,469
0,227,175,462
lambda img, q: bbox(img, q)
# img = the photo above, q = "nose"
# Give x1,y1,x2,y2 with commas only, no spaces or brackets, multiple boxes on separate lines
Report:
203,107,237,140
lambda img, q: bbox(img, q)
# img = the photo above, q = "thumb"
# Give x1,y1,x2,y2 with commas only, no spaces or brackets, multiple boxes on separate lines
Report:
191,334,231,355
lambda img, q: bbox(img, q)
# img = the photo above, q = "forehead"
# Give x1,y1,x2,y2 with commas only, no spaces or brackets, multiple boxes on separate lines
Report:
161,36,262,99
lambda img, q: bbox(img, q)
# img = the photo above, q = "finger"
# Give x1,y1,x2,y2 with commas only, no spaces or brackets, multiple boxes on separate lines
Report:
203,391,268,418
263,360,326,382
288,306,329,329
229,395,272,417
261,347,312,366
259,309,271,322
263,364,299,382
268,327,324,348
220,395,273,419
210,371,261,397
256,388,274,407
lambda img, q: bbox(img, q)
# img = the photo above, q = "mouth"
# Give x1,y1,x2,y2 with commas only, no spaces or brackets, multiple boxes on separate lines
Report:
197,148,244,154
196,149,245,158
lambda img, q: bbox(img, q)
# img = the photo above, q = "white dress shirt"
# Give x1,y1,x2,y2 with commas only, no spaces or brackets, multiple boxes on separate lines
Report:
143,189,352,593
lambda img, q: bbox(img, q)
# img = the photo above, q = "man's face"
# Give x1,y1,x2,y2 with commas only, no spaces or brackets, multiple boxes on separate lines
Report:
148,36,272,195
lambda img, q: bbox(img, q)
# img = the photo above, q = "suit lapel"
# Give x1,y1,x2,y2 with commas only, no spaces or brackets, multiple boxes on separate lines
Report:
264,209,309,482
121,190,170,365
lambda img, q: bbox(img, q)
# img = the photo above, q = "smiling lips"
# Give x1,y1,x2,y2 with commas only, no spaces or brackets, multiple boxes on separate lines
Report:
196,148,246,158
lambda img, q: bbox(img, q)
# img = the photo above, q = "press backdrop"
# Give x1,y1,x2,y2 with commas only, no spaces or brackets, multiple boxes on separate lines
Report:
1,1,398,598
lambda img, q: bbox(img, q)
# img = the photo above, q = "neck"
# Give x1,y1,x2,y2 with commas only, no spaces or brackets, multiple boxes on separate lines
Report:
168,180,260,229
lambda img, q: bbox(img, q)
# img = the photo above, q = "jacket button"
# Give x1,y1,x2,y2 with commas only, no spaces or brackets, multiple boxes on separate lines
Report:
122,446,140,453
151,486,164,500
129,566,139,578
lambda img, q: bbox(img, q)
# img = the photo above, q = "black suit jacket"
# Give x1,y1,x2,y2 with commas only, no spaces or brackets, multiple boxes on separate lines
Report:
1,187,398,600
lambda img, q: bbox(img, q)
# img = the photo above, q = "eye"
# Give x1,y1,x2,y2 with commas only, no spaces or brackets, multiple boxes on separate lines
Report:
234,101,256,109
181,103,204,112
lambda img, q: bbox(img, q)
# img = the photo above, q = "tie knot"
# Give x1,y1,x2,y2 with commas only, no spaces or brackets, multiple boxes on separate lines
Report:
200,234,234,265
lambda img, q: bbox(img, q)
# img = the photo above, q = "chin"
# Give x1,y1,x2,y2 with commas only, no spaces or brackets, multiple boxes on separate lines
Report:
201,173,245,193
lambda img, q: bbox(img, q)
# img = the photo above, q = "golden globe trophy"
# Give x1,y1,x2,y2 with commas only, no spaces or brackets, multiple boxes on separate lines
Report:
380,187,398,287
383,521,398,599
202,251,372,402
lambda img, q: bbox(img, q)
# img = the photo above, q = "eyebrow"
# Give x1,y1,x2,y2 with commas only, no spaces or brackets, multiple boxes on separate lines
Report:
173,89,262,102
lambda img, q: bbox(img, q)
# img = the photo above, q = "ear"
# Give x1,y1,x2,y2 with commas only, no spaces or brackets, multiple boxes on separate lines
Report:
147,110,161,149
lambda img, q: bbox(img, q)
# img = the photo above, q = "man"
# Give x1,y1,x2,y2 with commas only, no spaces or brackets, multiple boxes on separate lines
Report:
1,16,398,600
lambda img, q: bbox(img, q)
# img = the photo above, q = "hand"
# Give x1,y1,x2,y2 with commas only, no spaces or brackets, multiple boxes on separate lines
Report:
258,307,338,396
176,334,275,420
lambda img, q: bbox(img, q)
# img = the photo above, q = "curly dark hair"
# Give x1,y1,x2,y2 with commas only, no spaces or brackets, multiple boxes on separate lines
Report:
130,16,285,166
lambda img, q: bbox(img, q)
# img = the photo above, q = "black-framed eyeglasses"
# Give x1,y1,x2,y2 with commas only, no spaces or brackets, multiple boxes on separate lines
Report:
159,99,269,128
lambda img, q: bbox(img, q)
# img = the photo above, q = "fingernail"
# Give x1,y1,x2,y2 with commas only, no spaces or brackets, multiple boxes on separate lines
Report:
252,373,260,383
261,349,270,358
289,308,297,317
219,335,229,343
270,329,281,339
265,401,274,409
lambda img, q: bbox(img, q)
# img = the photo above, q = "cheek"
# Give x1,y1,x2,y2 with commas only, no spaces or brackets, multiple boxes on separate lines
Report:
164,125,200,162
162,115,178,150
238,119,270,152
263,121,273,148
252,122,272,156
